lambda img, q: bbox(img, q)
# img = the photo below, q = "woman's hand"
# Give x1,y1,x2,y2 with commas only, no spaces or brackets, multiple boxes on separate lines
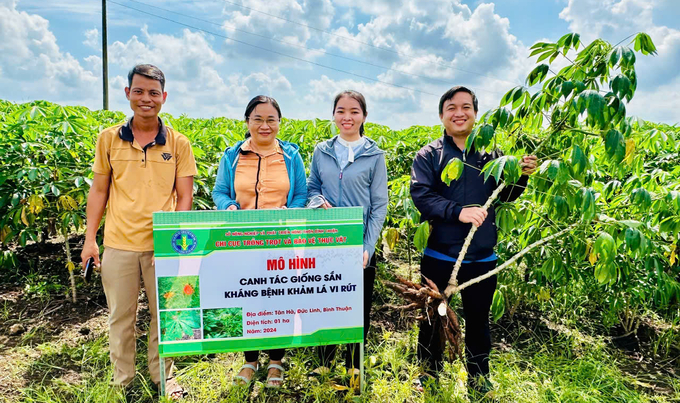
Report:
363,250,369,268
227,205,238,211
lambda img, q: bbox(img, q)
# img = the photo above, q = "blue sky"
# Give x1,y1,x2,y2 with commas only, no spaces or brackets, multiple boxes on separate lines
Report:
1,0,679,128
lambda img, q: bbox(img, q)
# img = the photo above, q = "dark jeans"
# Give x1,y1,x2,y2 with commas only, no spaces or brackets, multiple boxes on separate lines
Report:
317,255,377,369
417,254,497,378
244,349,285,363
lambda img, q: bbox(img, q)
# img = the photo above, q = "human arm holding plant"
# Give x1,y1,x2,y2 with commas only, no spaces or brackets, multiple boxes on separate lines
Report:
496,155,537,202
444,154,538,296
412,149,493,227
81,173,110,269
520,155,538,175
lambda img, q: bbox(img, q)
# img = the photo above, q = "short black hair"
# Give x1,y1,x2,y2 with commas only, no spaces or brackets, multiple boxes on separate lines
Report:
438,85,478,115
127,64,165,91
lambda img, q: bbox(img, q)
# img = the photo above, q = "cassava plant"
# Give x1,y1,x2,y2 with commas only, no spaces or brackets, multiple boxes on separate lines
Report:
385,31,677,360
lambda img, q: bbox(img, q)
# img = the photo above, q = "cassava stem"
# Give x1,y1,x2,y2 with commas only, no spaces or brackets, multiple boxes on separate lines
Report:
63,230,76,303
455,223,576,292
443,183,506,297
443,133,554,297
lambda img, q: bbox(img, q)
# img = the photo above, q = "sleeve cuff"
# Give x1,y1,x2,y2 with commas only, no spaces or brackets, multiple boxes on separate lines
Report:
452,205,463,222
364,243,376,262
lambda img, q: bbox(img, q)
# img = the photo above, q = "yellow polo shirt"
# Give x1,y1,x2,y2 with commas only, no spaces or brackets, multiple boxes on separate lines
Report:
93,118,197,251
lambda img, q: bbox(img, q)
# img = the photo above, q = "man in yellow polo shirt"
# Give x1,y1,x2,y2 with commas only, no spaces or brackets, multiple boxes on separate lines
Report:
81,64,196,399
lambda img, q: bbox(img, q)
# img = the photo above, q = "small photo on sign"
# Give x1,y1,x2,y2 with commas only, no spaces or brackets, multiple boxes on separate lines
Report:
202,308,244,339
158,275,200,310
160,309,202,342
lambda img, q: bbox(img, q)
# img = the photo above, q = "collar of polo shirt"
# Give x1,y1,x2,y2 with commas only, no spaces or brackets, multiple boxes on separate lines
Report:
118,117,168,146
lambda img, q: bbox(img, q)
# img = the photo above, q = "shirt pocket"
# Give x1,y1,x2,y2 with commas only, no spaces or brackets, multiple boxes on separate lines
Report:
109,147,138,180
234,156,260,178
146,150,177,194
261,157,288,185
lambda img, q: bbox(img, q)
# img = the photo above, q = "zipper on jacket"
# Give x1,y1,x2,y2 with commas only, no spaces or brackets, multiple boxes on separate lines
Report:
254,155,262,209
338,167,344,205
319,141,378,207
338,168,343,206
338,160,355,206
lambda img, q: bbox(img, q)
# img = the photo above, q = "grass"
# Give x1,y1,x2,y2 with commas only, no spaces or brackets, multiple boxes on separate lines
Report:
1,261,679,402
8,319,679,403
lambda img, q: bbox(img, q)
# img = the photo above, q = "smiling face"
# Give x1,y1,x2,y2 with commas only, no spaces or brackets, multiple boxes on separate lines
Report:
440,91,477,138
333,96,366,139
246,102,280,149
125,74,167,119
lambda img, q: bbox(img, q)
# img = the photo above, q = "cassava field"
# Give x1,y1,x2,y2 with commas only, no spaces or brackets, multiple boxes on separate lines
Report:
0,33,679,402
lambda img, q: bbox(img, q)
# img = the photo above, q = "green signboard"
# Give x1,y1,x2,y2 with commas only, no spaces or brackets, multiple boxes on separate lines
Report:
152,207,365,358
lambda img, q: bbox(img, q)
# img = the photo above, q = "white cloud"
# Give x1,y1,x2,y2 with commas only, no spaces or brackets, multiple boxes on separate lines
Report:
220,0,335,63
109,26,224,81
4,0,678,128
559,0,652,41
84,55,102,72
106,26,293,118
83,28,99,49
0,0,99,101
559,0,680,124
305,74,414,104
300,75,438,129
14,0,100,16
627,75,680,124
313,0,532,128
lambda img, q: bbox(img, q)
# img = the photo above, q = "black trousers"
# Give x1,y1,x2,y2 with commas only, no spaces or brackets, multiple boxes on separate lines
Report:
417,254,497,378
317,255,377,369
244,348,284,363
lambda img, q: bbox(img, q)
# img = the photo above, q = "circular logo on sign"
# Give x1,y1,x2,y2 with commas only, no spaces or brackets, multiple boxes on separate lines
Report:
171,230,197,254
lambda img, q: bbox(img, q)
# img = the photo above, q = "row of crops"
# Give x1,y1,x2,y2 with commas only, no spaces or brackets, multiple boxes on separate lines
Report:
0,32,679,338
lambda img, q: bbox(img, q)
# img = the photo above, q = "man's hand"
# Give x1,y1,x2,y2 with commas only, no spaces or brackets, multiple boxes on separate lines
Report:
459,207,488,227
81,240,101,270
227,205,238,211
520,155,538,175
363,250,369,269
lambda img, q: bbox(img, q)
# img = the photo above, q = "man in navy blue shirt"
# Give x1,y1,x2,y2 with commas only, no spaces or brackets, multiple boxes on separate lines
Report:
410,86,536,395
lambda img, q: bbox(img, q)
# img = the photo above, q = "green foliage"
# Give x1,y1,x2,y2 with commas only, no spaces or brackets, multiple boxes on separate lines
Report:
413,221,430,253
202,308,243,339
492,30,680,333
491,288,506,321
0,30,678,346
482,155,521,184
160,310,201,342
441,157,464,186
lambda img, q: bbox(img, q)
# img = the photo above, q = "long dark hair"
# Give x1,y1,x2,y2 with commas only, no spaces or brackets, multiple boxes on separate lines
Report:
333,90,367,135
244,95,282,138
